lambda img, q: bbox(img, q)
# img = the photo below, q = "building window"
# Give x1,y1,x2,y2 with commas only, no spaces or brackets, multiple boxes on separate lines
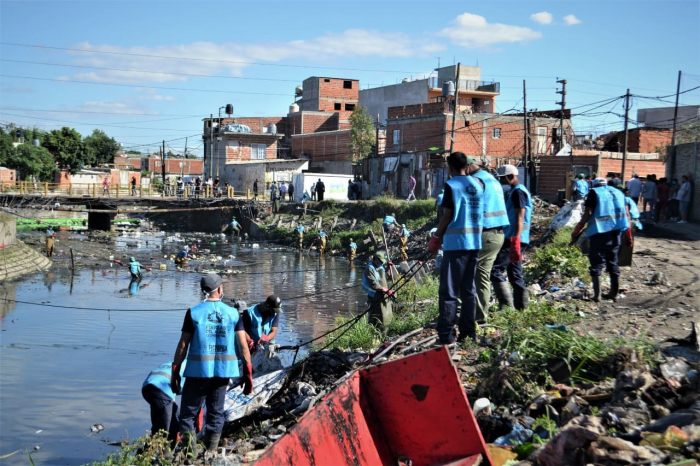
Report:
343,80,352,89
393,130,400,146
484,101,490,105
345,103,356,111
324,78,331,83
334,103,342,111
251,144,266,159
492,128,501,139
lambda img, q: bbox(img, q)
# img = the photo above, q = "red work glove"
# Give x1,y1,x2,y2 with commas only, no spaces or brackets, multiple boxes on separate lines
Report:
387,289,396,298
571,222,584,243
387,260,394,266
381,287,389,294
623,228,634,248
195,408,204,432
428,234,442,254
170,364,182,395
243,363,254,395
246,336,255,351
509,237,522,264
259,333,270,343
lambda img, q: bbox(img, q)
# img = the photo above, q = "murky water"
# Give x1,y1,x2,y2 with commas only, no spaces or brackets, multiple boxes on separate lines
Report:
0,232,365,465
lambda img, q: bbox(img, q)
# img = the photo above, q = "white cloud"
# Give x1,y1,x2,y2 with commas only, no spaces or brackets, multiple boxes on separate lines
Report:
136,88,178,102
563,14,582,25
530,12,553,25
440,13,542,48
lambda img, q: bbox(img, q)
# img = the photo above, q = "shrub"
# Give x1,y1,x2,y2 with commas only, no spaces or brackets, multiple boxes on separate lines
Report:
526,227,590,284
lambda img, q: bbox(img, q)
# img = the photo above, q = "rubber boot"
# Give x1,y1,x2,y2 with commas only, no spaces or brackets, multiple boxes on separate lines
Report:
603,274,619,301
514,289,530,310
590,275,601,303
493,281,514,309
204,431,221,452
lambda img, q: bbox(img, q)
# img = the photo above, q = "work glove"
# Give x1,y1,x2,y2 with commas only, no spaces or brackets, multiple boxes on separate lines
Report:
259,333,270,343
427,234,442,254
171,365,182,395
623,228,634,248
387,289,396,298
509,237,522,264
571,222,585,244
387,260,394,266
381,287,389,294
246,336,255,351
243,363,254,395
195,408,204,433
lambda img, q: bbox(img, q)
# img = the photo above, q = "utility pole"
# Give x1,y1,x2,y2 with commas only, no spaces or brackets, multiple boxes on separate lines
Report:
182,137,188,178
621,89,631,183
449,63,461,154
376,114,380,158
523,80,529,190
208,113,213,179
556,78,567,155
670,71,682,176
161,140,166,196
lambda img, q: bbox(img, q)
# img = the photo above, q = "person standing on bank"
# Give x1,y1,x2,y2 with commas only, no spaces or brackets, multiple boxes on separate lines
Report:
253,178,259,200
428,152,485,344
572,174,590,202
142,359,186,444
492,164,532,311
571,178,630,302
362,251,394,329
316,178,326,201
171,274,253,454
467,158,509,324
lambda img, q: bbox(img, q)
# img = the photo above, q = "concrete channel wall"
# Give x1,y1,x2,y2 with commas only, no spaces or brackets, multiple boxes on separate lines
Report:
0,213,52,281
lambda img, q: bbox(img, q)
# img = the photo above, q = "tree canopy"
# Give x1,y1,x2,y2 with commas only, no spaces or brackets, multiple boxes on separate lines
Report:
347,106,376,163
0,127,57,181
42,127,93,172
84,129,120,166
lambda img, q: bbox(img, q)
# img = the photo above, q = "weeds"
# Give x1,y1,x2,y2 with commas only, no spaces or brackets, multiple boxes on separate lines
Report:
323,315,381,351
87,430,173,466
526,227,590,284
386,276,440,336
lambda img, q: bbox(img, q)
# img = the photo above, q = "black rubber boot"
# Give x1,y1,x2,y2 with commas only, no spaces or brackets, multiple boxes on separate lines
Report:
603,274,619,301
590,275,601,302
514,289,530,310
204,431,221,452
493,281,514,309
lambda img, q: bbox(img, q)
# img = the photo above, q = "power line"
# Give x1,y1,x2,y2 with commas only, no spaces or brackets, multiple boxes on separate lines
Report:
0,111,201,132
0,106,200,117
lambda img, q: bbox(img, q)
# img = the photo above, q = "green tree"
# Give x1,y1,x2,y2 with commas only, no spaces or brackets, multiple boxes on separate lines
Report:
42,127,92,172
0,127,14,166
84,129,120,165
347,106,376,163
5,144,57,181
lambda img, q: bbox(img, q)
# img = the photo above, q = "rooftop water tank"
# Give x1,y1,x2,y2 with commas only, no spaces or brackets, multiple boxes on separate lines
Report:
225,104,234,116
402,78,411,83
267,123,277,135
289,103,299,114
442,81,455,97
295,86,303,97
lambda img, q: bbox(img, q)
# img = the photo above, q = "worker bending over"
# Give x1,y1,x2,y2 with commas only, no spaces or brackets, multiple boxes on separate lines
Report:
362,252,394,329
142,359,187,444
382,213,400,236
242,295,282,349
175,246,189,266
314,230,327,255
229,219,242,237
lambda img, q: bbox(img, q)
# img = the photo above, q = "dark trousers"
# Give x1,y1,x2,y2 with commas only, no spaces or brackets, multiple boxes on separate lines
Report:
179,377,228,434
438,250,479,343
142,385,179,441
490,238,527,292
588,231,620,277
317,191,324,201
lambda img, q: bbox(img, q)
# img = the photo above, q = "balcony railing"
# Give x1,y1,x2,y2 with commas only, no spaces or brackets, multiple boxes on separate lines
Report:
429,77,500,94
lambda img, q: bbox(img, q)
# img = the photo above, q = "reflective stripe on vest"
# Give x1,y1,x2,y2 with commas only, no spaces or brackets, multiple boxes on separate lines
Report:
184,301,241,379
142,360,187,400
362,263,381,297
504,184,533,243
626,197,640,220
247,304,275,344
586,186,630,237
443,176,484,251
473,170,509,229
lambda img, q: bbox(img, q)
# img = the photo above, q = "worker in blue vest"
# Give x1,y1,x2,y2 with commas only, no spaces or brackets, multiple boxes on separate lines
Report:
398,224,411,261
171,274,252,454
347,238,357,262
295,224,305,250
362,251,394,328
313,230,327,255
572,173,590,201
242,295,282,349
382,213,400,236
128,256,142,280
467,158,510,323
492,164,532,311
428,152,485,344
571,178,631,302
229,218,241,237
621,187,642,230
175,246,189,266
436,189,445,222
142,359,187,443
45,227,56,258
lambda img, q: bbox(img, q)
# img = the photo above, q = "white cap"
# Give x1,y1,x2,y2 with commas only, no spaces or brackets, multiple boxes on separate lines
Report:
592,177,607,187
497,165,518,177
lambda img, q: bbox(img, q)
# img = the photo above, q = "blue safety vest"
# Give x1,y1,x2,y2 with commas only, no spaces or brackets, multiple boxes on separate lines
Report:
473,170,509,230
246,305,276,344
443,176,484,251
401,228,410,238
129,261,141,275
178,250,188,258
349,242,356,250
295,225,305,234
576,179,590,196
142,360,187,401
318,231,327,238
437,193,444,206
586,186,630,237
184,301,241,378
230,220,239,228
504,184,533,243
625,196,640,220
362,263,382,297
46,228,55,237
383,216,395,225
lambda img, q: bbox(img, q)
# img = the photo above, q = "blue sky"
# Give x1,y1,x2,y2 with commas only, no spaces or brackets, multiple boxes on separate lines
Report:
1,0,699,156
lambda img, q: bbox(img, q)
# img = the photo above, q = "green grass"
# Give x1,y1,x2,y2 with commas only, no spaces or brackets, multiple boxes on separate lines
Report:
526,227,590,284
86,431,174,466
323,315,381,351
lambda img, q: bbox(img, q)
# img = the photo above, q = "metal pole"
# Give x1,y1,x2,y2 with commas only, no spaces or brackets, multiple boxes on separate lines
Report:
449,63,461,154
209,113,213,179
523,80,528,189
161,141,166,197
670,71,682,176
376,114,380,158
621,89,631,183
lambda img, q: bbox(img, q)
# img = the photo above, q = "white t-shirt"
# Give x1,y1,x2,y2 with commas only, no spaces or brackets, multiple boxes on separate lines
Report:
677,181,691,202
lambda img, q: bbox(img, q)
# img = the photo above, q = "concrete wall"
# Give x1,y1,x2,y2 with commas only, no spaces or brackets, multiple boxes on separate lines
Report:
0,212,16,246
359,79,429,127
668,142,699,221
291,173,354,201
308,161,353,175
223,163,266,195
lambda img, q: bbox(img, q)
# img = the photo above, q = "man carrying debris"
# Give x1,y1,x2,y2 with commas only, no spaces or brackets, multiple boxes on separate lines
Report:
362,251,394,328
242,295,282,348
171,274,253,454
142,359,186,444
571,178,630,302
229,218,242,237
492,164,532,311
572,174,589,202
295,224,305,250
45,226,56,258
347,238,357,262
398,224,410,261
129,256,142,280
468,158,509,324
428,152,485,344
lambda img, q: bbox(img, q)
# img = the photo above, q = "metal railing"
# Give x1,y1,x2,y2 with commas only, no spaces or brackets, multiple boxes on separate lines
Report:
429,77,500,93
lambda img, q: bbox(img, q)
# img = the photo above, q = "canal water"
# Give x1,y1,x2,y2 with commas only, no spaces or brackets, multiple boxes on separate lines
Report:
0,232,365,465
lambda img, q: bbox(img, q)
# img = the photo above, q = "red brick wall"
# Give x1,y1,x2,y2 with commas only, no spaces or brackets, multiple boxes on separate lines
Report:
604,128,672,155
0,168,17,182
287,113,303,136
386,118,446,153
303,112,340,133
144,158,203,175
317,79,359,112
225,136,277,162
291,131,351,162
388,101,449,119
598,157,666,182
114,156,142,169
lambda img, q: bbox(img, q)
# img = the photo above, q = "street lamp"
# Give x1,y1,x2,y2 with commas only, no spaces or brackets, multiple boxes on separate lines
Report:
214,104,233,178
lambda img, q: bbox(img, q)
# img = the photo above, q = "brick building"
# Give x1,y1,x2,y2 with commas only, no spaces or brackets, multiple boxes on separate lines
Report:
603,127,673,154
114,155,203,177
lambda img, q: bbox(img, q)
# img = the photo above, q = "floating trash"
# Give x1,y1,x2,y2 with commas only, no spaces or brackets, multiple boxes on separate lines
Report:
90,424,104,433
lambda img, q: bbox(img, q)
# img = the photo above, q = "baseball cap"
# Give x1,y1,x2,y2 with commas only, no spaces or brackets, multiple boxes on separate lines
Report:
466,156,478,165
592,177,607,187
130,256,136,262
578,173,585,179
200,273,223,292
373,251,387,264
265,295,283,313
497,165,518,177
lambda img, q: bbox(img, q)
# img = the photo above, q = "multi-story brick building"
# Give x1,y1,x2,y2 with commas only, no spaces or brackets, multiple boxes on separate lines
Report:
114,155,203,178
